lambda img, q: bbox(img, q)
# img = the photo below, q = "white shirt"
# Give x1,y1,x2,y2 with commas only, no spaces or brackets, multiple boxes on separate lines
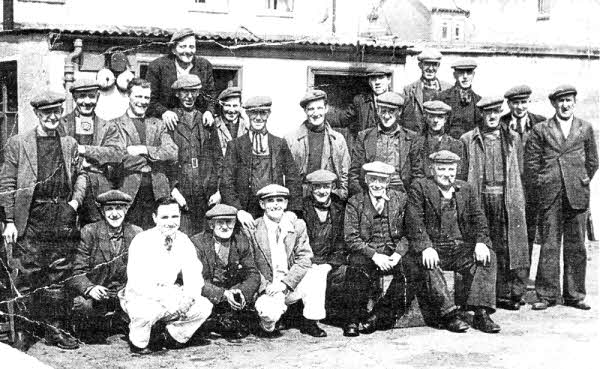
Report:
369,190,390,214
175,61,193,78
556,115,574,139
125,228,204,299
438,185,456,200
263,216,288,282
509,114,529,133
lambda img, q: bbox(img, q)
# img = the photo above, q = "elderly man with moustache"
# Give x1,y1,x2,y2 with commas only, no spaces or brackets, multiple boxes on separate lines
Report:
401,48,452,132
286,90,350,201
191,204,260,339
251,184,330,338
68,190,142,343
147,28,216,128
112,78,178,229
119,197,213,354
405,150,500,333
1,90,86,350
525,85,598,311
349,92,423,196
437,59,482,139
461,96,529,310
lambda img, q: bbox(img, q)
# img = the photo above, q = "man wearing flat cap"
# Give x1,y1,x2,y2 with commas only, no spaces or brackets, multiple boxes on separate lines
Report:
167,74,220,235
112,78,178,230
301,169,348,333
461,96,529,311
525,85,598,311
286,90,351,201
437,58,482,139
343,161,413,336
190,204,260,339
147,28,217,129
349,91,423,196
401,48,452,132
0,89,87,349
251,184,327,337
414,100,464,177
61,78,125,226
221,96,302,232
405,150,500,333
500,85,546,256
68,190,142,343
328,66,394,139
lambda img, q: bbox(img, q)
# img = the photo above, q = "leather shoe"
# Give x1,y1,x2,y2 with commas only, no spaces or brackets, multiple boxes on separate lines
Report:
496,299,520,311
472,310,501,333
443,316,469,333
343,322,359,337
359,314,379,335
12,331,34,352
564,300,591,310
300,320,327,338
45,326,80,350
129,342,153,355
275,319,290,331
531,300,555,311
162,332,187,350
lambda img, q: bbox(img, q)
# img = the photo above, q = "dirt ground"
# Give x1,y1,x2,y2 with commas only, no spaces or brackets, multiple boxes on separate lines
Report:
20,243,600,369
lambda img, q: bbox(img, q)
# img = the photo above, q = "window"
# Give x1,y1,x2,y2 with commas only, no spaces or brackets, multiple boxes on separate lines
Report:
441,22,449,41
0,61,18,164
266,0,293,12
537,0,551,20
213,66,242,98
190,0,229,13
454,23,463,41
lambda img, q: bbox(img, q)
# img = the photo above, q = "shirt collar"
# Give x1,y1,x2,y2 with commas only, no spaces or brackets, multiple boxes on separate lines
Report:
438,186,455,200
556,114,574,126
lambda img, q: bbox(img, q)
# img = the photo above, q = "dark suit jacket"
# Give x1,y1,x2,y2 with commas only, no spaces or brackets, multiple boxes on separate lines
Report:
344,189,407,265
328,93,379,138
191,231,260,305
349,126,424,196
0,128,86,236
220,133,302,213
146,54,216,118
405,178,491,254
302,195,346,265
500,111,545,172
400,78,452,133
414,133,464,178
437,85,482,139
524,116,598,210
68,221,142,295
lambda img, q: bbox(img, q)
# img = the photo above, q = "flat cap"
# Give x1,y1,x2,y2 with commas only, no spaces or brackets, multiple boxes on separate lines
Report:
376,92,404,108
300,89,327,108
256,184,290,199
30,90,65,110
306,169,337,184
70,79,100,93
476,96,504,111
429,150,461,164
96,189,132,205
244,96,272,111
170,28,195,44
504,85,532,101
205,204,238,219
366,66,393,78
362,161,395,177
548,84,577,101
417,48,443,62
451,58,478,70
171,74,202,90
423,100,452,115
218,86,242,101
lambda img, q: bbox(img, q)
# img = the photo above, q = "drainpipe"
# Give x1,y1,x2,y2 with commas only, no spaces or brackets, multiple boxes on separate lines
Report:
64,38,83,112
332,0,336,34
3,0,14,31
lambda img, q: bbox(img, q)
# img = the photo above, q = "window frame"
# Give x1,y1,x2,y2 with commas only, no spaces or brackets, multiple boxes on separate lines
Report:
258,0,295,18
189,0,230,14
537,0,551,21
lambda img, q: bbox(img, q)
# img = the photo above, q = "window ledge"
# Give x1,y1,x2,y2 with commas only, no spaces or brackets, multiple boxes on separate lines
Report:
18,0,65,4
188,8,229,15
537,13,550,21
256,10,294,19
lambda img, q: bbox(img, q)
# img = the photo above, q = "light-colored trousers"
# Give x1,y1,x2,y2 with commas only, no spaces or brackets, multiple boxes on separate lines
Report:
255,264,331,332
119,287,213,348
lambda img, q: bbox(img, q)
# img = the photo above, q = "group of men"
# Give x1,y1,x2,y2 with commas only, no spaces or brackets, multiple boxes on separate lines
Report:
0,29,597,355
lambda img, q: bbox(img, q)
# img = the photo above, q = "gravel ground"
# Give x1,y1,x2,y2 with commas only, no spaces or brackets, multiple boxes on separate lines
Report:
16,242,600,369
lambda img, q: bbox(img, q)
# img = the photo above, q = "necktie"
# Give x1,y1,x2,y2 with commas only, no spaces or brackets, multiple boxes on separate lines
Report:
165,235,173,251
275,225,282,244
375,198,385,214
251,130,268,155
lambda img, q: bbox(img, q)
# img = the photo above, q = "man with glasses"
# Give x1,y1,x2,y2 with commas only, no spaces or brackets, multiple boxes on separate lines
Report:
221,96,302,233
191,204,260,339
1,90,87,350
349,92,423,196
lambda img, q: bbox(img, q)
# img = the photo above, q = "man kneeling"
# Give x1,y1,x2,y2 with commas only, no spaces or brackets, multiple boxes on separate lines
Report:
119,197,213,354
405,150,500,333
68,190,142,343
191,204,260,339
252,184,327,337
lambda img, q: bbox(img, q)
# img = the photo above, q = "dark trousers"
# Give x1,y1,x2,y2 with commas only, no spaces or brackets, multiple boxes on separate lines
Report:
525,185,539,257
406,243,497,318
482,192,527,302
536,191,588,303
126,173,156,230
79,172,112,227
71,295,127,334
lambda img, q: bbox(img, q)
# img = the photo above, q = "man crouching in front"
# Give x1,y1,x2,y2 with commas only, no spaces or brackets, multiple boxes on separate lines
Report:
119,197,213,354
252,184,329,338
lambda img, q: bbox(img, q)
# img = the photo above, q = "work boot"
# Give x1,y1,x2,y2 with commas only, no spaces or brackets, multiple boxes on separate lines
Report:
45,324,80,350
472,309,501,333
300,319,327,338
442,314,469,333
343,322,359,337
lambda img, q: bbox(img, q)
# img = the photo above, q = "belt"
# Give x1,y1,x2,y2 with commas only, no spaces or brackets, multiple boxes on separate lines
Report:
33,197,67,204
432,240,462,248
182,158,199,169
482,185,504,195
